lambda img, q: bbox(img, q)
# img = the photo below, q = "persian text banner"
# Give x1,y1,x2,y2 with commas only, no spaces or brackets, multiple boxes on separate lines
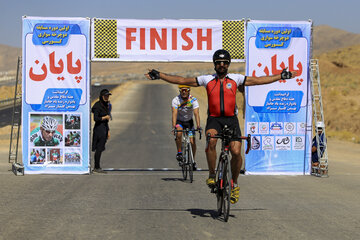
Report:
245,20,312,175
22,16,90,174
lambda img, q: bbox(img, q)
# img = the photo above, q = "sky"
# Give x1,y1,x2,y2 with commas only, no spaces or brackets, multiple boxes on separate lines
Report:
0,0,359,48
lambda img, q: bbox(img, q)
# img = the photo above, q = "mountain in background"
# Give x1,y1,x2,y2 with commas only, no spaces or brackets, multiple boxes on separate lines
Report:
0,44,21,73
313,25,360,55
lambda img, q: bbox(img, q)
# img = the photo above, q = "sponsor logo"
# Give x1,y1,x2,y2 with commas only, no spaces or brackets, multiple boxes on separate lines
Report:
284,122,295,133
270,122,282,131
251,136,260,150
275,136,291,150
259,122,269,134
226,83,232,89
276,136,290,145
297,122,306,134
293,136,305,150
262,136,273,150
248,122,257,134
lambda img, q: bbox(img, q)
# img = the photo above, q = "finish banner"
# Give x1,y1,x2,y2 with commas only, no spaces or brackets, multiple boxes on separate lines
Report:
22,16,90,174
91,18,245,62
245,20,312,175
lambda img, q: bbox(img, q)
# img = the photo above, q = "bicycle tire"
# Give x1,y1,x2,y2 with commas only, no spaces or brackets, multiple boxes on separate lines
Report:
188,143,193,183
182,161,187,180
222,160,231,222
182,147,188,180
216,158,224,216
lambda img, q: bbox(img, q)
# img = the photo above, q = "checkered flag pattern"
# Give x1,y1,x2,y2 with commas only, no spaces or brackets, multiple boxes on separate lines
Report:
222,20,245,60
94,19,118,59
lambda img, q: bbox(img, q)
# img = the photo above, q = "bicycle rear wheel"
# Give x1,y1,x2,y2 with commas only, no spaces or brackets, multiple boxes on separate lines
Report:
222,161,231,222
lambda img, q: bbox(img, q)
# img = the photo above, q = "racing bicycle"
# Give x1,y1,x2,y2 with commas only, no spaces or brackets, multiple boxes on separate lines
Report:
207,125,251,222
174,128,202,182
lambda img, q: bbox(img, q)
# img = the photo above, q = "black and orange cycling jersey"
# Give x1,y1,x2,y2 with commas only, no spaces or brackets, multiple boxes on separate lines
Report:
196,74,246,117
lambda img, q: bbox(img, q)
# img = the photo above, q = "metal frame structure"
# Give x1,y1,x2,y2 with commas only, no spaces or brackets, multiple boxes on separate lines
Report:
309,59,328,177
8,57,23,175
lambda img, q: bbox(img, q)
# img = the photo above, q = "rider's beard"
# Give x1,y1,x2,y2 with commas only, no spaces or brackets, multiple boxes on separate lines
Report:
215,66,228,76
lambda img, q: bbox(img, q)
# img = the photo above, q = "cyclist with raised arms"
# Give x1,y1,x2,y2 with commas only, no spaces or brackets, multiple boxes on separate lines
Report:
146,49,297,204
172,85,201,170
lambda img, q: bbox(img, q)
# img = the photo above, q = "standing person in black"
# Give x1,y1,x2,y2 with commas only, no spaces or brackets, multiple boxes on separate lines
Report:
92,89,112,173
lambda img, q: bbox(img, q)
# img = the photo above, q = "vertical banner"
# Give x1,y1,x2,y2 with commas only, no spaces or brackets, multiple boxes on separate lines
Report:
22,16,90,174
245,20,312,175
91,18,245,62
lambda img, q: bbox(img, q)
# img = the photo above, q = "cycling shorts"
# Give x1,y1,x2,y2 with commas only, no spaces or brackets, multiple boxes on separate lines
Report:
176,119,195,137
205,115,242,141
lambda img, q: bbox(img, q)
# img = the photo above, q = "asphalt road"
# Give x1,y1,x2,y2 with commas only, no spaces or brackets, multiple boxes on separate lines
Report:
0,81,359,240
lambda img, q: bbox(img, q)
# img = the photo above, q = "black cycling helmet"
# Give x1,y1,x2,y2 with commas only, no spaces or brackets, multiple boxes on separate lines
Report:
212,49,231,64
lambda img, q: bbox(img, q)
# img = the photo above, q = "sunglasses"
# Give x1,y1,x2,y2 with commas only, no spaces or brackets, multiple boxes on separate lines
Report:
45,130,55,134
215,60,230,65
180,88,190,92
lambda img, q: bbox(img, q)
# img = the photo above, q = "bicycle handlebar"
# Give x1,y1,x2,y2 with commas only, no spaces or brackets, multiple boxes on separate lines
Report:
206,129,251,154
173,128,202,140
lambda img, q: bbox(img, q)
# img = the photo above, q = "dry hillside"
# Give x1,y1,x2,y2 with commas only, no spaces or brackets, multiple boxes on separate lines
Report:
315,44,360,142
0,44,21,73
313,25,360,55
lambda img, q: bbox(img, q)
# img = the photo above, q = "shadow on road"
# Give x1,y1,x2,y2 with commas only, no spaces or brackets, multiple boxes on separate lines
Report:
161,177,187,182
187,208,223,219
128,207,267,222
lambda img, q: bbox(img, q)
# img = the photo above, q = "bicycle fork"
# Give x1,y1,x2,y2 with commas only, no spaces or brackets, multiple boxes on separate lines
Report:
212,150,234,194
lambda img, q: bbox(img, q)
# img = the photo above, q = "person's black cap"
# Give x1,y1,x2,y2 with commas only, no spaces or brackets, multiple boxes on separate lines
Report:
100,89,112,96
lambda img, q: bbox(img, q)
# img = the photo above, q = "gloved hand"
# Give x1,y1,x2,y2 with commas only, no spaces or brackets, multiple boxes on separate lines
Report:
281,68,292,80
148,69,160,80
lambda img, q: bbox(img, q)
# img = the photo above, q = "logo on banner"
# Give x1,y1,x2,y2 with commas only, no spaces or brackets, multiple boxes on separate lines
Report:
284,122,296,134
251,136,261,150
292,136,305,150
297,122,306,135
262,136,274,150
247,122,258,134
259,122,269,134
275,136,291,150
270,122,283,135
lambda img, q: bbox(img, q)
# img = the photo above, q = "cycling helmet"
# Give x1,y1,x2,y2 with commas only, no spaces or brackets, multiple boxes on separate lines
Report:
41,116,58,131
178,85,191,89
213,49,231,64
316,122,325,129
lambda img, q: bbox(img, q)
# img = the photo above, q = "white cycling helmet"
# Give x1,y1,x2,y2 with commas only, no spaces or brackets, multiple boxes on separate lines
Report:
41,116,58,131
316,121,325,129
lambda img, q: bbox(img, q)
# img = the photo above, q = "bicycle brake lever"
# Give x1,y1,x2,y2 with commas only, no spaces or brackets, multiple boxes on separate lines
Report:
245,134,251,154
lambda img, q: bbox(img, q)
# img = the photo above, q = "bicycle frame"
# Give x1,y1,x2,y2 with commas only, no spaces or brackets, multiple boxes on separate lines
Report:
174,128,202,182
206,125,251,221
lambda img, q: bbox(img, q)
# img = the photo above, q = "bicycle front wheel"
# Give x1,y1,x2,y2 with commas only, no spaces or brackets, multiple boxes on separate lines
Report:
182,149,188,180
188,143,194,183
216,158,224,216
222,160,231,222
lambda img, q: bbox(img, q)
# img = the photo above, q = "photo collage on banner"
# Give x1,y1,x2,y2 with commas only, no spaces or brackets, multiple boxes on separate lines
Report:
28,113,82,165
22,17,90,174
245,20,312,175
